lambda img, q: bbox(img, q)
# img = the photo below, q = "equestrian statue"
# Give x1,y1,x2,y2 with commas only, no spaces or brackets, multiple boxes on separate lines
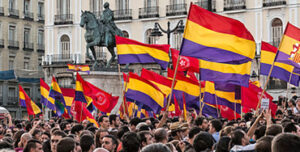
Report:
80,2,124,68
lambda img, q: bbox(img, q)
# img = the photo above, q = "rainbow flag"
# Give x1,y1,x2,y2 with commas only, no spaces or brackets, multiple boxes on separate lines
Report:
19,85,41,115
260,41,300,86
116,36,170,69
180,4,255,87
67,64,90,74
125,73,165,113
48,77,67,117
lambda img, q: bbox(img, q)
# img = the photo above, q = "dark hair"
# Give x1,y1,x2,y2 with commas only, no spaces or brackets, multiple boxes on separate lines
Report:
60,121,70,131
57,137,76,152
95,129,109,148
43,139,51,152
244,113,253,122
13,130,25,148
52,130,67,138
216,136,231,152
80,135,94,152
254,125,266,140
23,139,42,152
42,132,51,138
193,132,215,152
141,143,171,152
0,141,13,150
130,117,141,127
32,129,41,138
98,115,108,123
275,110,283,116
154,128,167,143
272,133,300,152
109,114,117,124
138,131,151,146
71,124,84,134
117,126,130,140
121,132,140,152
87,126,98,134
266,124,282,136
194,117,206,126
283,122,297,133
255,136,273,152
211,119,222,132
104,135,119,152
230,129,245,147
188,127,202,139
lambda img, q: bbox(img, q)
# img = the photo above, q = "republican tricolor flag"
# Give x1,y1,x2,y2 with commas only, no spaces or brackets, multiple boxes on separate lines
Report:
19,85,41,116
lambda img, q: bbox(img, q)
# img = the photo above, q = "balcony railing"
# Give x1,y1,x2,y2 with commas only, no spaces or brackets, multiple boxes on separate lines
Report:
43,54,82,65
23,42,34,51
0,39,4,48
54,14,73,25
8,40,19,49
114,9,132,20
263,0,286,7
0,7,4,16
139,6,159,19
195,0,216,12
24,11,34,20
166,4,187,16
38,13,44,22
8,8,19,17
224,0,246,11
92,11,102,19
37,44,45,52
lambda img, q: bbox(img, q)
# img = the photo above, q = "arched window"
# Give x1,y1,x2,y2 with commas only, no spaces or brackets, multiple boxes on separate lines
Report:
122,30,129,38
271,18,283,47
60,35,70,59
145,29,155,44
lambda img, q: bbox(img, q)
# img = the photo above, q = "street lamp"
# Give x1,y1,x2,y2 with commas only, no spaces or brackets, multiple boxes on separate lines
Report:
150,20,185,45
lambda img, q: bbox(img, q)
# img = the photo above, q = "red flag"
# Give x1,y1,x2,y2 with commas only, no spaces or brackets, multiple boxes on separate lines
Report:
242,82,277,117
171,48,200,73
219,105,241,120
173,95,181,116
183,93,187,121
187,71,198,82
71,100,99,127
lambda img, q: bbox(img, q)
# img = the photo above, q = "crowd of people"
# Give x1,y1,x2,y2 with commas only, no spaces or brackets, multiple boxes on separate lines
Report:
0,96,299,152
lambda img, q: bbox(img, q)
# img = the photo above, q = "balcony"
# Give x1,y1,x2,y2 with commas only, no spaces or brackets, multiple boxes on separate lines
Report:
37,44,45,53
139,6,159,19
166,4,187,16
24,11,34,20
224,0,246,11
0,39,4,48
195,0,216,12
8,40,19,49
54,14,73,25
23,42,34,51
43,54,82,65
0,7,4,16
8,8,19,18
7,97,18,105
263,0,286,7
38,13,44,22
114,9,132,20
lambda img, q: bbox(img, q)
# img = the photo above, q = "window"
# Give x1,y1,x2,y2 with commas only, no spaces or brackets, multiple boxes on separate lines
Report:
38,56,42,71
24,0,30,13
271,18,283,47
8,87,16,98
90,0,102,13
173,30,183,50
9,56,14,70
144,0,157,7
0,85,2,98
60,35,70,58
9,25,16,41
145,29,155,44
24,57,30,69
24,28,30,43
116,0,129,10
57,0,70,14
170,0,185,5
38,30,44,45
38,2,44,16
9,0,15,9
122,30,129,38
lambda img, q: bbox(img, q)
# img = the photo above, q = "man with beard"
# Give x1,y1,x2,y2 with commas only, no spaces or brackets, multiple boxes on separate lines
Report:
108,114,120,132
194,117,209,131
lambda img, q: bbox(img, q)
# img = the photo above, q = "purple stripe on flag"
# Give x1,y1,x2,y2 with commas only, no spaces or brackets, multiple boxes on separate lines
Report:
260,63,300,86
125,89,162,113
204,92,241,114
20,99,26,107
75,91,87,103
275,51,300,69
201,103,218,118
180,38,251,64
200,68,250,87
172,90,201,110
49,89,66,105
118,54,169,69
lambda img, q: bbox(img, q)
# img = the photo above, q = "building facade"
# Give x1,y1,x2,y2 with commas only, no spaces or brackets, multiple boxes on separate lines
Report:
0,0,45,119
44,0,300,100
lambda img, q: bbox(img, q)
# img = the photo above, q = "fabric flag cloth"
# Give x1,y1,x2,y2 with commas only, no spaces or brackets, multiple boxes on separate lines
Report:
182,93,187,121
40,78,54,109
260,41,300,86
202,81,241,120
19,85,41,115
173,95,181,116
141,68,173,96
168,68,204,111
67,64,90,74
241,82,278,117
180,4,255,87
200,102,218,118
171,48,200,73
48,77,68,117
125,73,165,114
71,73,99,127
76,73,118,113
116,36,170,69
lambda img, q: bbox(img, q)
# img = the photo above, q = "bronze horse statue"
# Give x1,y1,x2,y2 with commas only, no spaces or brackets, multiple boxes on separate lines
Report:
80,10,123,68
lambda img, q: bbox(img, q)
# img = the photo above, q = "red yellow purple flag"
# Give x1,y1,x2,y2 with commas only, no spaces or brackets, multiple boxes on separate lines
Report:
19,85,41,115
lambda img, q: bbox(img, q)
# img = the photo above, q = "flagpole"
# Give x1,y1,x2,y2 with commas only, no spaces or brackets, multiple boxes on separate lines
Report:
117,64,127,116
255,59,276,115
285,68,294,99
214,88,220,118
